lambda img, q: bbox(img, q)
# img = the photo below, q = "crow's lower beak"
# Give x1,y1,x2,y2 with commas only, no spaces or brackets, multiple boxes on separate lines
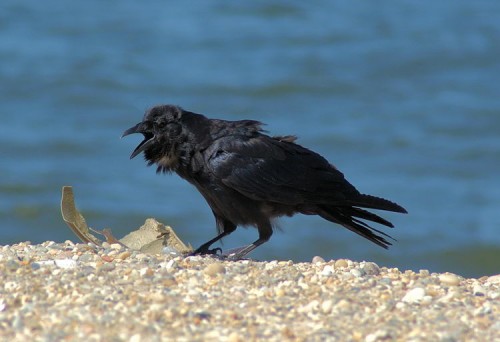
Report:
122,123,155,159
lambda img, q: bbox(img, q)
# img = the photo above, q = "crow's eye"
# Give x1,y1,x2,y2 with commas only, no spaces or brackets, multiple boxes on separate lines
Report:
156,120,167,129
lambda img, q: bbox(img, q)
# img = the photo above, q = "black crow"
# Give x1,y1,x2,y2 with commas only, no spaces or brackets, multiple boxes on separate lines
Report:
122,105,407,259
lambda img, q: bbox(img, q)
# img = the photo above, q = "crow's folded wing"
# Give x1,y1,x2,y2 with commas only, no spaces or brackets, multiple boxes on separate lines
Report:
208,136,359,205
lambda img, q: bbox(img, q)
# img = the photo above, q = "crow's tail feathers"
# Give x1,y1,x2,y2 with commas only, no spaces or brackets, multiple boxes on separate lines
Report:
317,204,402,249
346,194,408,214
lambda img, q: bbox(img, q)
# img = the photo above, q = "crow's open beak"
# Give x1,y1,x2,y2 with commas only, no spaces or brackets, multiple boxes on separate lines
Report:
122,123,155,159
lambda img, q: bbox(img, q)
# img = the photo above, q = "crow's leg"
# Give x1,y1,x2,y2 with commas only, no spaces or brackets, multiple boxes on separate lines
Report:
226,221,273,260
190,220,236,256
190,232,228,255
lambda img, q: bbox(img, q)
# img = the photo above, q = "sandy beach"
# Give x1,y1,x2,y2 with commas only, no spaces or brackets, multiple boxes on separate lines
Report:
1,241,498,341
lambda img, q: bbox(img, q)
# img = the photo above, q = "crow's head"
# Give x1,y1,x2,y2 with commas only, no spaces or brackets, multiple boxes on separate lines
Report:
122,105,185,171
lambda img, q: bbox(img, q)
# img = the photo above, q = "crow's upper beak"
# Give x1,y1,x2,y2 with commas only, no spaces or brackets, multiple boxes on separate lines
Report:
121,122,142,138
122,122,155,159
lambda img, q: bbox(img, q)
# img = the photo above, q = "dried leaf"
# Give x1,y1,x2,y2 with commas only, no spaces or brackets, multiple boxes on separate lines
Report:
61,186,101,245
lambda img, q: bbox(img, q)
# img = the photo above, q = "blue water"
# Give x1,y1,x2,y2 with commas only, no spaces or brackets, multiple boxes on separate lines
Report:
1,1,499,277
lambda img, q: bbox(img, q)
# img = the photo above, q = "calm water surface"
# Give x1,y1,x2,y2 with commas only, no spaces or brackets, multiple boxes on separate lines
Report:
1,1,499,277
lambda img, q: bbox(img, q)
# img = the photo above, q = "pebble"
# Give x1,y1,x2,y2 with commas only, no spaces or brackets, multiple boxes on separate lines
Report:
472,284,486,296
439,273,461,286
362,262,380,276
365,329,391,342
78,254,95,263
139,267,154,277
99,262,115,272
402,287,426,304
5,260,20,271
419,269,430,277
474,303,492,316
321,299,333,314
204,262,226,277
110,243,123,250
486,274,500,284
0,241,498,341
129,334,141,342
350,268,364,278
274,288,285,297
227,332,241,342
116,251,132,260
320,265,334,277
312,256,325,264
335,259,348,268
33,259,77,269
54,259,78,269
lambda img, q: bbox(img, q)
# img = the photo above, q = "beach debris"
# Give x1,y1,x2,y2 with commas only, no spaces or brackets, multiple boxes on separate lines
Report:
60,186,192,254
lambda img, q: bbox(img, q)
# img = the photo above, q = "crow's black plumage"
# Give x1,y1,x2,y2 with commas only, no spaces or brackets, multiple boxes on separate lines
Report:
123,105,407,259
